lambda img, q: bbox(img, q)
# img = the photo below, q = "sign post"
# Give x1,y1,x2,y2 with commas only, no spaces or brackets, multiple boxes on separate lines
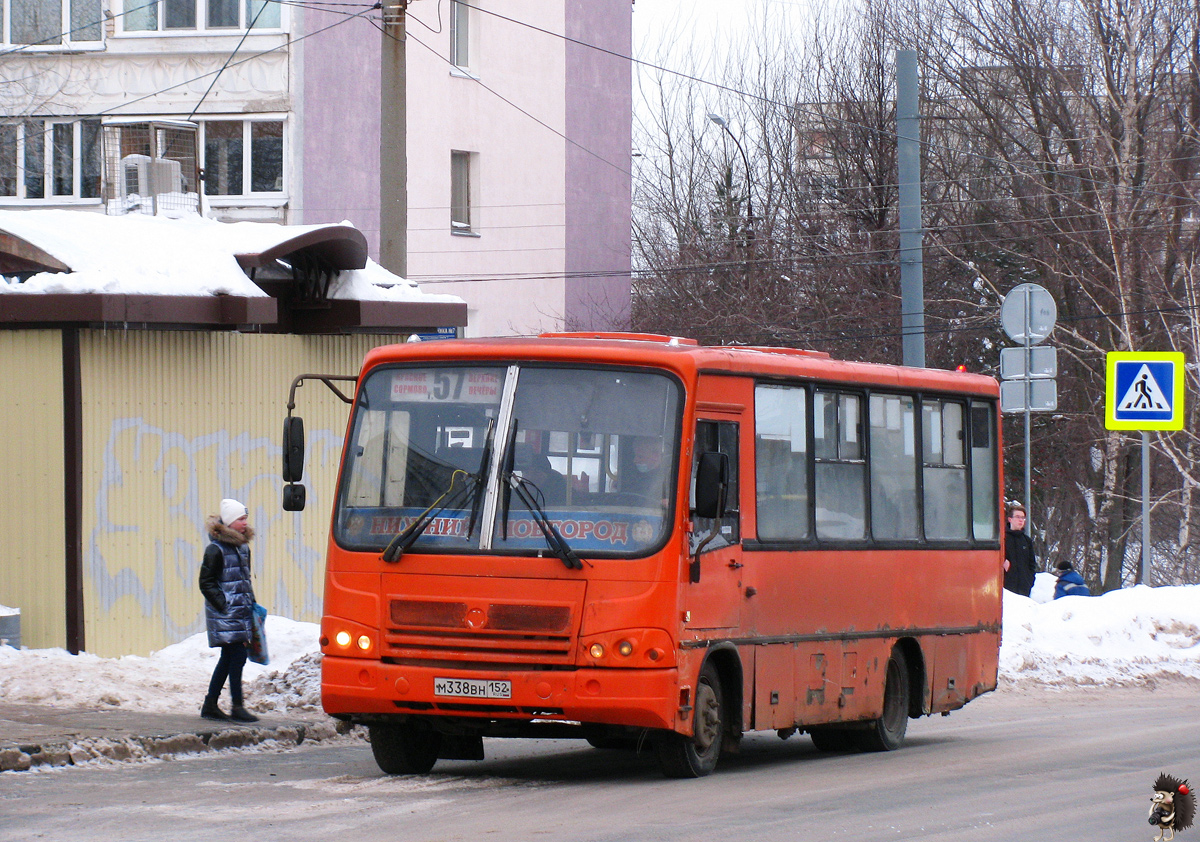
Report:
1105,351,1186,584
1000,283,1057,538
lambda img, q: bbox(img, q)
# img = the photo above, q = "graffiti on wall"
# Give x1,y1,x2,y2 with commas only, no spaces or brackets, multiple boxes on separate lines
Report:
87,417,345,652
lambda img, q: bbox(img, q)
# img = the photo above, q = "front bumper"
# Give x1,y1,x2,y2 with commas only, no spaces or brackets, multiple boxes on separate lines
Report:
322,655,680,731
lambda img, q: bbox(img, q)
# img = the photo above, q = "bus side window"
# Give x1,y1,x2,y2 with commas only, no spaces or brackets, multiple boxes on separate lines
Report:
922,399,969,540
969,402,998,540
868,393,919,540
814,390,866,540
754,383,809,541
691,420,739,551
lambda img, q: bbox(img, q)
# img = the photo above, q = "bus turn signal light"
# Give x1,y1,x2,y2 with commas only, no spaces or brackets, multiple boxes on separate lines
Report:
357,635,372,651
616,640,634,657
589,643,605,659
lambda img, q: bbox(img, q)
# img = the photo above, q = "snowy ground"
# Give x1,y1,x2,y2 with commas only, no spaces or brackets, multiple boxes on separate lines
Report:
2,576,1199,715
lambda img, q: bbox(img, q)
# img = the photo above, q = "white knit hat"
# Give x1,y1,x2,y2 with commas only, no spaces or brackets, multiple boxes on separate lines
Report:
220,498,247,525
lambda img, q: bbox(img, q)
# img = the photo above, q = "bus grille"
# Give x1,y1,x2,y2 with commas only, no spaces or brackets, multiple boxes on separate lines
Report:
384,598,575,668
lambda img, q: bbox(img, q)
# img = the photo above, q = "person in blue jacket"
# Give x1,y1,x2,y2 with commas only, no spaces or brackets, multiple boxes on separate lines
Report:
1052,561,1091,599
198,498,260,723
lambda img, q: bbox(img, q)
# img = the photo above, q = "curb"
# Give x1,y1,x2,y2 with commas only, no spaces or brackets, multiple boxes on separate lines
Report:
0,718,351,773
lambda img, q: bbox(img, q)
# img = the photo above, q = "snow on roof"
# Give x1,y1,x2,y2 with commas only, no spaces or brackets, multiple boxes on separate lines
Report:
0,210,461,305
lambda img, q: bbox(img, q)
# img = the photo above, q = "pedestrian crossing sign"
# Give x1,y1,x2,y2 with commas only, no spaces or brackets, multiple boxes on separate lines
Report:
1105,352,1186,430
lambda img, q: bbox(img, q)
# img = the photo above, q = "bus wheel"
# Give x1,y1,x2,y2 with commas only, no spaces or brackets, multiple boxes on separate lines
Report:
369,722,442,774
656,662,724,778
856,648,910,752
808,726,856,752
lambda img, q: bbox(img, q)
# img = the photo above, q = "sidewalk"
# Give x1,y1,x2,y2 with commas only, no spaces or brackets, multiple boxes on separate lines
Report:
0,702,345,772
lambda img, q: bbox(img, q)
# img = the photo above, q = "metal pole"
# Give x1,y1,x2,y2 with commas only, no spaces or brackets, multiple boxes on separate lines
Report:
897,50,925,368
380,3,408,277
706,114,754,241
1142,431,1151,583
1024,285,1032,538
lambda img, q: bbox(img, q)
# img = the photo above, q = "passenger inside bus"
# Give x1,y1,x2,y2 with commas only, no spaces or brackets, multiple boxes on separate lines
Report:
620,436,669,506
520,452,566,506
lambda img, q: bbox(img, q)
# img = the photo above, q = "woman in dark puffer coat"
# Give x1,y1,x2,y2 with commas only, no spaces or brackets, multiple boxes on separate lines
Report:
198,498,260,723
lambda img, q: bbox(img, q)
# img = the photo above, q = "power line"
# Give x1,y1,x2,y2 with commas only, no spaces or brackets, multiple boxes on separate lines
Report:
454,0,1200,210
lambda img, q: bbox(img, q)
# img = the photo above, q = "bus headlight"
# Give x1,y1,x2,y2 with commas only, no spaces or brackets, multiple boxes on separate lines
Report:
322,617,379,659
580,629,675,666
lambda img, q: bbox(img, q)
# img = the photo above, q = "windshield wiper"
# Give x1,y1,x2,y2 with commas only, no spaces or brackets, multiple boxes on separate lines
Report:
499,417,519,541
465,418,496,539
381,470,476,563
505,473,584,570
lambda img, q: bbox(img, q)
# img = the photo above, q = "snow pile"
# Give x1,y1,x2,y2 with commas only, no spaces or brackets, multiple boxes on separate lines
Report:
1000,581,1200,688
0,616,319,714
2,583,1199,714
248,651,323,712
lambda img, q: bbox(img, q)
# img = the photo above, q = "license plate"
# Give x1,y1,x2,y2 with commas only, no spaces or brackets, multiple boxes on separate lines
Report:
433,677,512,699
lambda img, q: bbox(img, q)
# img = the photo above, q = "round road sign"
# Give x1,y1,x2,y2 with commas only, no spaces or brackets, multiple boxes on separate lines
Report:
1001,283,1057,344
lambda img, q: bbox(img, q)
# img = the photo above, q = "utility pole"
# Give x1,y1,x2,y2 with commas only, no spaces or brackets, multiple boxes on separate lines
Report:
896,50,925,368
380,2,408,277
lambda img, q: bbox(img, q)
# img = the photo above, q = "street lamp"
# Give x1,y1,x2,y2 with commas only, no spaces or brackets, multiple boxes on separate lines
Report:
707,113,754,240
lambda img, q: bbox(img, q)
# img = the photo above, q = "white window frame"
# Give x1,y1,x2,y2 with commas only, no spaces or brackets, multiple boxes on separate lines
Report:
450,0,469,68
448,0,478,79
2,0,104,49
0,118,103,204
117,0,284,34
199,117,286,204
450,149,478,236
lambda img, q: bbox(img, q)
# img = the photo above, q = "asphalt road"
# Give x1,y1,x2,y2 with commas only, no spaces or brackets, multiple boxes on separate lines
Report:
2,684,1196,842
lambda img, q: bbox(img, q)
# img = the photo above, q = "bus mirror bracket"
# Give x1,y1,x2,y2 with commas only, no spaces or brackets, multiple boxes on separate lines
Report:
281,373,357,512
691,451,729,583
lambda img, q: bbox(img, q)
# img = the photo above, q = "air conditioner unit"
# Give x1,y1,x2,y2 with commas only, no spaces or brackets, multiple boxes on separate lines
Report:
118,154,183,213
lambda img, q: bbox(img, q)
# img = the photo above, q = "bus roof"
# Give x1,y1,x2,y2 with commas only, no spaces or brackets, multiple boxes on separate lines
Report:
363,333,999,397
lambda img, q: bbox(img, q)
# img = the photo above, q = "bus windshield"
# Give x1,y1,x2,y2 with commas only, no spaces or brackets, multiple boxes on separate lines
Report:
334,364,682,559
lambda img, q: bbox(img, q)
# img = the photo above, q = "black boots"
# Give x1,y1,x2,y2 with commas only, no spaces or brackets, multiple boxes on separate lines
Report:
202,696,258,723
200,696,228,721
229,705,260,723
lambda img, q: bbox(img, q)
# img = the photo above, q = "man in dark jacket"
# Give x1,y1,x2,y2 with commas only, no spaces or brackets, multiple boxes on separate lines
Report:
1003,503,1037,596
198,498,260,723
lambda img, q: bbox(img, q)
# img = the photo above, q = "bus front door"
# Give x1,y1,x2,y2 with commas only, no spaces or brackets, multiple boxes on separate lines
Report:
683,419,742,630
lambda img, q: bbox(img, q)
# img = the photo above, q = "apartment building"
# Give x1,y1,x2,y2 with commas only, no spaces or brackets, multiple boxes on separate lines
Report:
0,0,633,336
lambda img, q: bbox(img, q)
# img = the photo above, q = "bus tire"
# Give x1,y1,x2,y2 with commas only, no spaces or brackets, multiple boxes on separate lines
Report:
856,648,910,752
656,662,724,778
369,722,442,774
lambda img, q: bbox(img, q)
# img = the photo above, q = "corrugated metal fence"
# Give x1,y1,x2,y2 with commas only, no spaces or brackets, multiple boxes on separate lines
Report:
1,328,403,657
0,330,66,649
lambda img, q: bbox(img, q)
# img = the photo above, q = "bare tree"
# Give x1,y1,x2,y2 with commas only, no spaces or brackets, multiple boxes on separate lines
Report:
904,0,1200,589
632,0,1200,587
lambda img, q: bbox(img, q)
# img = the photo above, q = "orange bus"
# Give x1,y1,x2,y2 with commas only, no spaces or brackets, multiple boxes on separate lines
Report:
285,333,1003,778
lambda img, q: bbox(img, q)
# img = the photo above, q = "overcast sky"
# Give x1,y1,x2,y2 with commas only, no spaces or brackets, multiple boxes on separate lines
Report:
631,0,841,70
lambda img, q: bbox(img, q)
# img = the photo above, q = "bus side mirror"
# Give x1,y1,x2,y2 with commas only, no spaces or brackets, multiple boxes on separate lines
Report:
283,483,307,512
283,416,305,482
694,451,729,520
